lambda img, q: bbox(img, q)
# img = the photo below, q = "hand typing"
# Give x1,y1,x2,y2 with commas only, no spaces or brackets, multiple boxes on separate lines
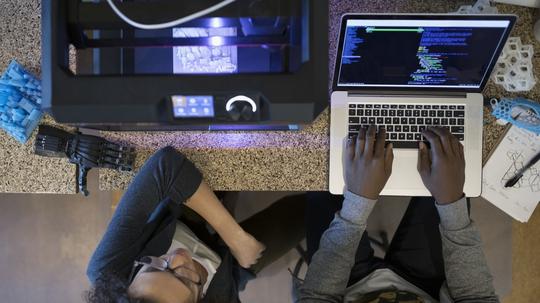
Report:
418,127,465,204
345,125,394,200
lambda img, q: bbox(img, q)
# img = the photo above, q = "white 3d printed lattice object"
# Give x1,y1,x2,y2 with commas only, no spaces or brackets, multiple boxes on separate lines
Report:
492,37,537,92
454,0,499,14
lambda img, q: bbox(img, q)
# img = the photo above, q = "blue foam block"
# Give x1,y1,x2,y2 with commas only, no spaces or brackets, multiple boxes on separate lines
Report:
0,60,43,143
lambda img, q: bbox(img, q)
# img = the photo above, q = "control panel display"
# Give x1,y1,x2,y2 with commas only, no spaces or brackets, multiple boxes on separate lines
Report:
171,95,215,118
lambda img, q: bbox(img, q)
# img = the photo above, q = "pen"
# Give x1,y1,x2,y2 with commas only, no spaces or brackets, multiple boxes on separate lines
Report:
504,151,540,188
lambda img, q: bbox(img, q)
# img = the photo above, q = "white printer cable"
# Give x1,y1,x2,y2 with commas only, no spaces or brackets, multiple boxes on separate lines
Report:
106,0,237,30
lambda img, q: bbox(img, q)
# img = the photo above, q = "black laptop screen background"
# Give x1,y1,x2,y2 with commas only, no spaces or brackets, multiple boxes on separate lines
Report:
336,19,511,89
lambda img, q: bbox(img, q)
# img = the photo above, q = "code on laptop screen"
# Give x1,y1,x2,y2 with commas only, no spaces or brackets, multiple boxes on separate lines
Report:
337,19,511,89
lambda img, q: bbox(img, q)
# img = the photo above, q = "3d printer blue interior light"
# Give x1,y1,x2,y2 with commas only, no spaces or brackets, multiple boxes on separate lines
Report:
0,60,43,143
106,0,237,30
491,97,540,134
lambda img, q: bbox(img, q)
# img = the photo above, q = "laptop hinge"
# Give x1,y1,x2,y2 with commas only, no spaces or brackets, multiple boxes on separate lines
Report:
347,90,468,99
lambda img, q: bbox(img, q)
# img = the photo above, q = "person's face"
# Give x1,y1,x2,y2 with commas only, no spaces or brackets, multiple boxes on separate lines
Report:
128,249,208,303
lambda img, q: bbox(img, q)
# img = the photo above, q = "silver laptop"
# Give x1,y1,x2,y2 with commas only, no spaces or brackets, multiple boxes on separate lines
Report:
329,14,516,196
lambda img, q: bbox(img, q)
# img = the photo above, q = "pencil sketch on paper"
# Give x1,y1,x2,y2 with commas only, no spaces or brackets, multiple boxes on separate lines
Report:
501,150,540,192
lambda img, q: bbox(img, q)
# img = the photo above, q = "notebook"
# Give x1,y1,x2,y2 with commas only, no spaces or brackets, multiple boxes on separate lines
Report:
482,125,540,222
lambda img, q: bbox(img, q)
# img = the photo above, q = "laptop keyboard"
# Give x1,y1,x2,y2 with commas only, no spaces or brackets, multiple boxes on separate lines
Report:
348,103,466,148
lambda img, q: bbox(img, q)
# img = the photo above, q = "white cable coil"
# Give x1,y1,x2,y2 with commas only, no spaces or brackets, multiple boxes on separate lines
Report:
106,0,237,30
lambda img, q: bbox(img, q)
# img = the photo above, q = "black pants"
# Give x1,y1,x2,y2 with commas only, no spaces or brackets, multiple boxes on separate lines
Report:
306,192,452,300
180,193,307,274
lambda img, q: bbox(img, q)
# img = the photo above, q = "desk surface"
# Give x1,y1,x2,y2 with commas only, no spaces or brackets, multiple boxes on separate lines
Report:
1,0,539,194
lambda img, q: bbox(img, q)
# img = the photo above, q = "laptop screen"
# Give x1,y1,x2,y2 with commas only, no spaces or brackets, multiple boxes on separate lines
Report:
335,15,515,91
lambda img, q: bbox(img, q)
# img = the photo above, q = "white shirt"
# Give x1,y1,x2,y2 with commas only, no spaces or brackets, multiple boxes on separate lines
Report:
168,222,222,295
344,268,437,302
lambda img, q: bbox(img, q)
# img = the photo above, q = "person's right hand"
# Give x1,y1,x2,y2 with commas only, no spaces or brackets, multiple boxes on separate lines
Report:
418,127,465,204
345,125,394,199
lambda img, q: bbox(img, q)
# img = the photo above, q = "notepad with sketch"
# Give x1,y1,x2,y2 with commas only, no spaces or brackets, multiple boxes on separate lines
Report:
482,125,540,223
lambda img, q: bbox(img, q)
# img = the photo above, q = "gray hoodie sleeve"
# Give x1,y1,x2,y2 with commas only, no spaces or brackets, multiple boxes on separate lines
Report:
297,190,376,302
435,197,499,303
297,194,498,303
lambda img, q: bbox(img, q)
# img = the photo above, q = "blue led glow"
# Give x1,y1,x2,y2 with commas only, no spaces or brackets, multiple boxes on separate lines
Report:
209,36,226,46
209,17,225,28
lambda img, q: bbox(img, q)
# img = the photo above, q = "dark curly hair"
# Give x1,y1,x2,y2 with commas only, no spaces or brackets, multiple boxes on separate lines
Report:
84,272,156,303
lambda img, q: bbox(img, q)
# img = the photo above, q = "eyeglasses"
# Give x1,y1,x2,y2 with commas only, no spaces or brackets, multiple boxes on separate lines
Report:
128,256,203,298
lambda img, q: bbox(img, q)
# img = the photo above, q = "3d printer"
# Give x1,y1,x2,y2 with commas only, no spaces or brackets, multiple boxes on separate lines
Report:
41,0,329,131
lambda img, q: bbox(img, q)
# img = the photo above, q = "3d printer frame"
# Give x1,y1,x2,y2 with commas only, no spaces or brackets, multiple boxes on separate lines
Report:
41,0,329,131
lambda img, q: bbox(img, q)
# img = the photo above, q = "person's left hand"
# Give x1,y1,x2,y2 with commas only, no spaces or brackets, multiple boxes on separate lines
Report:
345,125,394,199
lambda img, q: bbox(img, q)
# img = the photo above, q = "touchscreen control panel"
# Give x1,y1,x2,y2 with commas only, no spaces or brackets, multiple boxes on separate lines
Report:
170,93,262,122
171,95,215,118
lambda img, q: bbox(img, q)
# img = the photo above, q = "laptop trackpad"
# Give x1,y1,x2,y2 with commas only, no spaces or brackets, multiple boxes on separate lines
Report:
385,150,426,192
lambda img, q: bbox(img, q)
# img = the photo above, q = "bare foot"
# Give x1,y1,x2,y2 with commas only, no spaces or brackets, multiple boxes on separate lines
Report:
229,231,266,268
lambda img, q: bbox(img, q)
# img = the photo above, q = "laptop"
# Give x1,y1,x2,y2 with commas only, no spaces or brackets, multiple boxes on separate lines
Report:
329,14,516,196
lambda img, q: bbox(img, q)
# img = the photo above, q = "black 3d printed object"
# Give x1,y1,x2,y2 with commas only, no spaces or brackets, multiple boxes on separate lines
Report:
35,125,135,196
